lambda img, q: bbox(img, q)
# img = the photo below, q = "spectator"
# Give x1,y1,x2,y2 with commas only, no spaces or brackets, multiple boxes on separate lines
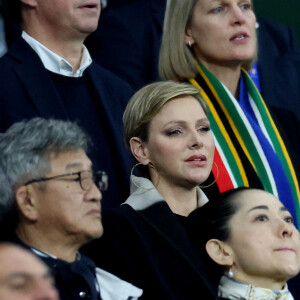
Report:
0,243,59,300
188,188,300,299
83,81,217,299
0,0,134,209
0,118,142,300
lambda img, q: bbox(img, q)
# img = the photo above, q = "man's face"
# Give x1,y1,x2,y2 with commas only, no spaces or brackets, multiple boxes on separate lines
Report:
0,244,59,300
28,149,103,246
33,0,101,40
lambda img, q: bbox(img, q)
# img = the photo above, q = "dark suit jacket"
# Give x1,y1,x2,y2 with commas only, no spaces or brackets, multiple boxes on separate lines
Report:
0,37,134,209
257,18,300,115
83,201,218,300
86,0,166,90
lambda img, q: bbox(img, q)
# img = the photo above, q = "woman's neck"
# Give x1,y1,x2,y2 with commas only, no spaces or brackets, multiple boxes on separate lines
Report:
200,61,241,98
155,180,198,216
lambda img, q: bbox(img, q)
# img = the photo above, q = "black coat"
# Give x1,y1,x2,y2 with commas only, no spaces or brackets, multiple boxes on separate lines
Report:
0,37,134,209
83,179,218,300
257,18,300,115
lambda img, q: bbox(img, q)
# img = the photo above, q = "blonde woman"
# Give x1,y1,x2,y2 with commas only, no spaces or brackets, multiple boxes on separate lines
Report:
84,81,217,299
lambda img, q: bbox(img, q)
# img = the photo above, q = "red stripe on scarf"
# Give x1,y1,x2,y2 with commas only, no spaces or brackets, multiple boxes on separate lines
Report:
214,148,235,192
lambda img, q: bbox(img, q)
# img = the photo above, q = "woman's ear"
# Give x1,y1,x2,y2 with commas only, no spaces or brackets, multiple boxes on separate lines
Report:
129,137,151,165
20,0,38,7
206,239,234,267
16,186,38,221
184,27,194,46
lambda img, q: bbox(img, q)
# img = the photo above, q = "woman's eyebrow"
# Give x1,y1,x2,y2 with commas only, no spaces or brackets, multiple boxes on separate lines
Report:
247,205,269,213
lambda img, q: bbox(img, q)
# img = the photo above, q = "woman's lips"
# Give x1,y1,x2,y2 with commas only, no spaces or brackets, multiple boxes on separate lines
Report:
185,155,207,167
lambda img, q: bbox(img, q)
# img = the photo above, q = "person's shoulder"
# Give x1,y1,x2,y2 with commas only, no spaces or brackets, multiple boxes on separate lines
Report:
258,17,294,35
258,17,300,52
0,36,38,68
103,204,137,219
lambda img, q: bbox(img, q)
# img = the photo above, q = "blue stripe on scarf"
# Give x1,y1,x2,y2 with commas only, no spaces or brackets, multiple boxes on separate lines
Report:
239,75,298,226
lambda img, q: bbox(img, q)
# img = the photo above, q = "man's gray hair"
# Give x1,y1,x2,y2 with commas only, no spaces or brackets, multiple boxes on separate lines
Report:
0,118,90,215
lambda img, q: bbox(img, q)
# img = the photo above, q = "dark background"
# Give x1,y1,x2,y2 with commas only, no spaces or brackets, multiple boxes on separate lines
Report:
253,0,300,45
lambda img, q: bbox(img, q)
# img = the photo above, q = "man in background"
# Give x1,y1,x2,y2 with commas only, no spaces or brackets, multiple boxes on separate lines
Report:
0,0,134,209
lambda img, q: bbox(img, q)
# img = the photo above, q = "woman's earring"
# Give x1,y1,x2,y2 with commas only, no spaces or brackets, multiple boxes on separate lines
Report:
227,268,234,278
199,161,219,188
130,163,153,191
188,40,192,48
130,162,160,191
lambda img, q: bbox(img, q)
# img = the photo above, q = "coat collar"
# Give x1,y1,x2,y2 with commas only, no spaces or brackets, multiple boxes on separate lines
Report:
124,175,208,211
8,37,68,119
219,275,293,300
123,176,216,297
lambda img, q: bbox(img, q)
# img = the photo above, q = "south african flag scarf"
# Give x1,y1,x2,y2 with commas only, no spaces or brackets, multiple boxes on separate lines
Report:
189,63,300,227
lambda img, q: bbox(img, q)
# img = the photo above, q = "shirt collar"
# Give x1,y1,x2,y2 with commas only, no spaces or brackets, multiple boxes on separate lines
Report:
31,247,81,261
125,175,208,211
218,275,294,300
22,31,92,77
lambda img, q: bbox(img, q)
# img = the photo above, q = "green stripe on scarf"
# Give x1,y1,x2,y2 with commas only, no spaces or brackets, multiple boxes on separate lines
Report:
242,70,300,217
196,63,273,193
189,78,246,187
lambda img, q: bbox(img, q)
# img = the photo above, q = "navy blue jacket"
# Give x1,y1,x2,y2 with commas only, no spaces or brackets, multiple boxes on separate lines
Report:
0,37,135,209
86,0,165,90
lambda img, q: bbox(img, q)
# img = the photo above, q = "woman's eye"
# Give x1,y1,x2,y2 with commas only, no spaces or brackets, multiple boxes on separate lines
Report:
167,129,182,136
255,215,268,222
211,7,223,14
198,126,210,133
284,216,294,224
241,3,252,10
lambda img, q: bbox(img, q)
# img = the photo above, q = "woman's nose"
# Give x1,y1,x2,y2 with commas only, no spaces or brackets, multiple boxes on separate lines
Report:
230,6,246,25
188,131,203,150
278,220,293,238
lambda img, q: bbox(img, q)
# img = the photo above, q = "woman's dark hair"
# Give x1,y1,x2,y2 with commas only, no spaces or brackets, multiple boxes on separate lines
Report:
187,187,252,279
189,187,251,242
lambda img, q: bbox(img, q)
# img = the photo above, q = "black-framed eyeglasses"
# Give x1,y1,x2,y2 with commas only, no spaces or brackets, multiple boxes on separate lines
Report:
24,170,108,192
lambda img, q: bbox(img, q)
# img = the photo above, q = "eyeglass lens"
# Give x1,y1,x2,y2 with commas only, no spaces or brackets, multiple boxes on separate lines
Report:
80,171,108,191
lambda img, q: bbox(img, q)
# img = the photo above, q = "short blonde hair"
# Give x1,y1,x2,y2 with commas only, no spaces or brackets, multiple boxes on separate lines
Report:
123,81,207,148
159,0,257,81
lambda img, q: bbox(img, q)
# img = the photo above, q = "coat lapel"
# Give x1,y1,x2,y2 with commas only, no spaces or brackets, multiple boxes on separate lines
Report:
136,202,217,295
9,38,68,119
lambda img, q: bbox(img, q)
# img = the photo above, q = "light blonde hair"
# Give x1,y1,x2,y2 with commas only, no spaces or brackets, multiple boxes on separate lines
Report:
159,0,257,81
123,81,207,148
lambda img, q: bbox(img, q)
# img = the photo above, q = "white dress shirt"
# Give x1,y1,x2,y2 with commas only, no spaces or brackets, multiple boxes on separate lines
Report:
22,31,92,77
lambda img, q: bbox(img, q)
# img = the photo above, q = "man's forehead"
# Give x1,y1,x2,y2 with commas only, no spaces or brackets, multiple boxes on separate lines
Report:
49,150,92,171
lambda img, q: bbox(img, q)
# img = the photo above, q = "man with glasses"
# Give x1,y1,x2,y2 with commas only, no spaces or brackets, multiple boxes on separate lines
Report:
0,118,142,300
